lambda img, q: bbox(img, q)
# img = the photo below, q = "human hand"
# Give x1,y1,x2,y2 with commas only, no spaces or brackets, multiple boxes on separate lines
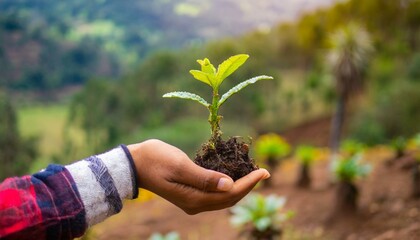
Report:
127,139,270,215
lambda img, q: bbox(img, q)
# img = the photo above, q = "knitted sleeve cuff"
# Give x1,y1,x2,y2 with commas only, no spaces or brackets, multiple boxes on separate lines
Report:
65,145,139,227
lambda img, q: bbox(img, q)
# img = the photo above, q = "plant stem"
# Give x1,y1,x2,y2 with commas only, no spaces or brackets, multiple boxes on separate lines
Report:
209,89,221,143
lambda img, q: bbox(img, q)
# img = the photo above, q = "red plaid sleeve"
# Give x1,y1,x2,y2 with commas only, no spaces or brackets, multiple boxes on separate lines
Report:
0,164,86,240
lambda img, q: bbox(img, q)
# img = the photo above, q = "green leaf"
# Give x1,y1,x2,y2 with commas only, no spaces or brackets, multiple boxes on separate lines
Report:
266,195,286,213
163,91,210,108
189,70,213,87
218,75,273,107
216,54,249,87
197,58,216,75
255,217,271,231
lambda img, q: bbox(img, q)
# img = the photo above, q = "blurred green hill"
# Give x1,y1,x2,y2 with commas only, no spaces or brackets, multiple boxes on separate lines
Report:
0,0,334,92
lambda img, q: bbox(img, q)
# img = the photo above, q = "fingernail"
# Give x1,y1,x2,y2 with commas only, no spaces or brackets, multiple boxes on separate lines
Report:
261,169,271,180
217,177,233,191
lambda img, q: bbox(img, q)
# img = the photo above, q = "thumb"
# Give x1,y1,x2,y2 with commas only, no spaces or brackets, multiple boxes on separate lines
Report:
174,160,234,192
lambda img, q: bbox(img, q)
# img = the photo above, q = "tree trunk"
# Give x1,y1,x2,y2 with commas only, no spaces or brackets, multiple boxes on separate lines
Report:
330,95,346,156
328,95,347,184
333,181,358,216
296,164,311,188
412,162,420,198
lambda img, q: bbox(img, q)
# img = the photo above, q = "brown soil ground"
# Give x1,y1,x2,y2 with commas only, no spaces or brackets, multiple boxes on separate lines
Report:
88,117,420,240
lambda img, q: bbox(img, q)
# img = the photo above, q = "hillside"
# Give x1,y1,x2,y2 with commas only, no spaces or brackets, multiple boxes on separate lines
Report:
0,0,335,91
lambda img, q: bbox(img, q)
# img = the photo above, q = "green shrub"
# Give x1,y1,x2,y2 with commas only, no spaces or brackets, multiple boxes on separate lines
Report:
390,136,408,158
294,145,317,166
254,133,291,168
332,154,371,183
340,139,366,157
230,193,293,240
410,133,420,162
412,133,420,148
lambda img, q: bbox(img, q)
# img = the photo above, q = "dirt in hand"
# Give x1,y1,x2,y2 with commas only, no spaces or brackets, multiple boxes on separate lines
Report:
194,137,258,181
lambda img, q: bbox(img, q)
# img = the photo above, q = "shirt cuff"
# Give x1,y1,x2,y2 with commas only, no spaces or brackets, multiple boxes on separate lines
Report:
65,145,138,226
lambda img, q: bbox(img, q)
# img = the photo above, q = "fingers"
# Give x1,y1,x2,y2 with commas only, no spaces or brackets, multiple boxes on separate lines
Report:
172,168,271,214
233,168,270,195
172,159,234,192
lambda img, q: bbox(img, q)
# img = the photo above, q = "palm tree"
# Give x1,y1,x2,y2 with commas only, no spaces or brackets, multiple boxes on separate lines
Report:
327,23,372,164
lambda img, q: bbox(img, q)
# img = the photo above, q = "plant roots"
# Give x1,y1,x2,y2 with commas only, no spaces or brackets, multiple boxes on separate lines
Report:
194,137,258,181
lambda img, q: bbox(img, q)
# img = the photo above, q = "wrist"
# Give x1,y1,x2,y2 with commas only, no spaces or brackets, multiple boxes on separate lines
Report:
66,145,137,226
126,142,145,188
120,144,140,198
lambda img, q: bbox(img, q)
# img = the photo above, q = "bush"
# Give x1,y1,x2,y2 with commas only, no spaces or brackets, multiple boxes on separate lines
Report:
332,154,371,183
340,139,366,157
230,193,293,240
294,145,318,166
254,133,291,169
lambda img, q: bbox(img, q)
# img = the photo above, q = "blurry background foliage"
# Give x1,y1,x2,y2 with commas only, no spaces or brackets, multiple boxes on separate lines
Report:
0,0,420,177
332,154,371,183
254,133,291,169
294,145,318,166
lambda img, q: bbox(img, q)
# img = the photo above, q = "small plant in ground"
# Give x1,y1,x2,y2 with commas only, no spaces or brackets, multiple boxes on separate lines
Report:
294,145,318,188
390,136,408,159
230,193,293,240
163,54,273,180
340,139,366,157
413,154,420,198
410,133,420,198
254,133,291,186
149,231,181,240
385,136,408,166
331,153,371,216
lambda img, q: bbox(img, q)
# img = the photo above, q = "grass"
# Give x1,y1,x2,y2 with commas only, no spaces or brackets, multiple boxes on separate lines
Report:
18,104,67,156
18,104,86,172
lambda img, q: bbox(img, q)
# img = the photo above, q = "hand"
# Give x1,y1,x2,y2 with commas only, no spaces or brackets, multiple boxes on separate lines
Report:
127,139,270,215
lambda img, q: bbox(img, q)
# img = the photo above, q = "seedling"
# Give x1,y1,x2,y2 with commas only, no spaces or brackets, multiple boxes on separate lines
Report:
294,145,318,188
254,133,291,186
295,145,318,167
163,54,273,180
254,134,291,169
390,136,407,159
408,133,420,198
340,139,366,157
331,154,371,215
230,193,293,240
413,133,420,148
164,54,272,142
332,154,371,183
412,133,420,162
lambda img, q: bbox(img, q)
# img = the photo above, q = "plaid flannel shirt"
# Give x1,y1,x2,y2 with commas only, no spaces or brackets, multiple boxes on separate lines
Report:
0,145,138,240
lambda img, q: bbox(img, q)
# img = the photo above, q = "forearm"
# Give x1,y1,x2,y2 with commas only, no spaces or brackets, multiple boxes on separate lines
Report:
65,145,138,226
0,145,138,240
